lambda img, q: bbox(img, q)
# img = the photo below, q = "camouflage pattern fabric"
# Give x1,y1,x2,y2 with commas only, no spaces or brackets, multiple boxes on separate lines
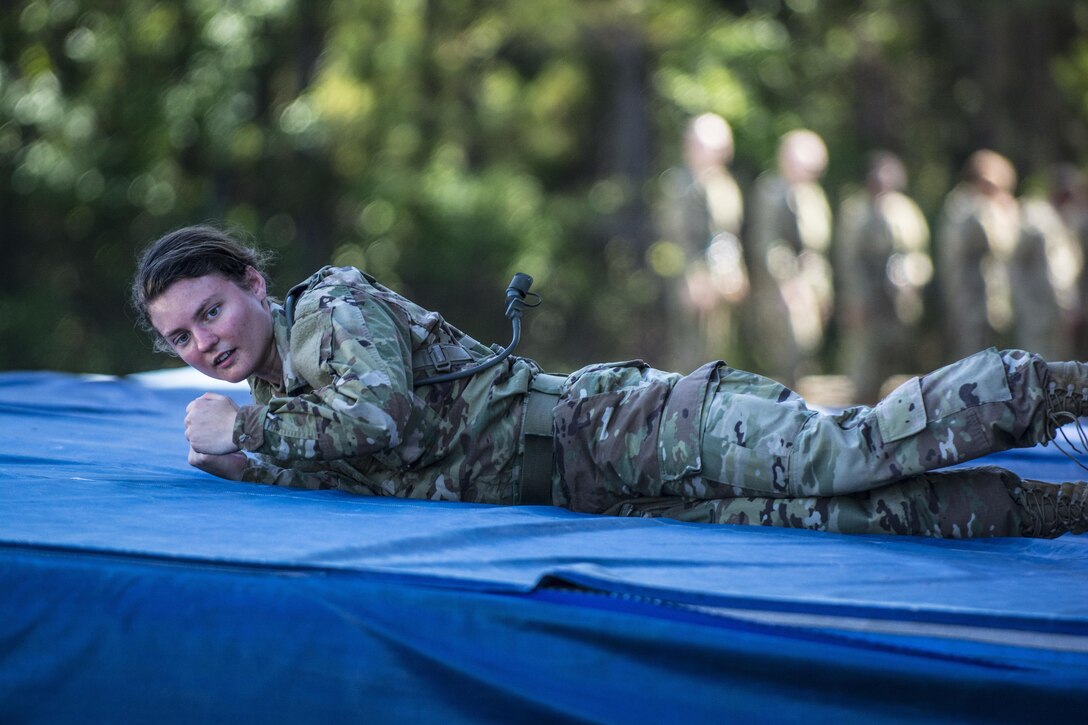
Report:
937,184,1020,359
554,348,1054,536
552,360,695,512
235,266,540,504
603,466,1025,538
657,162,746,372
835,188,931,403
236,267,1064,538
1011,196,1081,359
745,172,833,385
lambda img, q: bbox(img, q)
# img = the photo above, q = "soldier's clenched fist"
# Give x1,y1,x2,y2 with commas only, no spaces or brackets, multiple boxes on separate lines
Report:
185,392,241,455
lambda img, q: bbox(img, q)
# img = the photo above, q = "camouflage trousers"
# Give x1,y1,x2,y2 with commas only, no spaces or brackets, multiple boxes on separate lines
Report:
555,348,1055,537
605,466,1025,537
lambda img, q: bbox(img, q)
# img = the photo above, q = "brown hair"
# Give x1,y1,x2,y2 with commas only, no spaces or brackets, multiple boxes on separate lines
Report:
131,225,274,351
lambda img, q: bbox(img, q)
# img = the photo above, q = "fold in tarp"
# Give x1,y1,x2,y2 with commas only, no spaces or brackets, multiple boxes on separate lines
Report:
2,371,1087,722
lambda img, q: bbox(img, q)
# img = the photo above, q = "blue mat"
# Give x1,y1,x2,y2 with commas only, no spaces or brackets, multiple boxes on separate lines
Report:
2,371,1087,722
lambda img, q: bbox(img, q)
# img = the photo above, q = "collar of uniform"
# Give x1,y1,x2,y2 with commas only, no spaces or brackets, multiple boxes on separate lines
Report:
248,301,309,400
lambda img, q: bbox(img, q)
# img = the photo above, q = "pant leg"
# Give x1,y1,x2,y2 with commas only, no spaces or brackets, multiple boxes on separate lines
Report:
610,466,1027,538
689,348,1052,500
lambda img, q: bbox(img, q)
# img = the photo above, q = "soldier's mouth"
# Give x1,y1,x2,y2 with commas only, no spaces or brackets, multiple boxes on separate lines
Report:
213,349,236,368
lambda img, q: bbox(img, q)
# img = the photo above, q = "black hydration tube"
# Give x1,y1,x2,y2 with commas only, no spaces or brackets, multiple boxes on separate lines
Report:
415,273,540,386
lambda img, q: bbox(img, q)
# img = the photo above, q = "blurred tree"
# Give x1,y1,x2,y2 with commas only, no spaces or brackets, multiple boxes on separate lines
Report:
1,0,1086,375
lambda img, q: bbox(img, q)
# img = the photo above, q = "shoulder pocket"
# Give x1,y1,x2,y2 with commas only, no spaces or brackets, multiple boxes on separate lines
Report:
289,306,334,389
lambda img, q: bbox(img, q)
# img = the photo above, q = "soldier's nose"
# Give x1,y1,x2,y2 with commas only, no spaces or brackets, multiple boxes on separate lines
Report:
194,328,218,352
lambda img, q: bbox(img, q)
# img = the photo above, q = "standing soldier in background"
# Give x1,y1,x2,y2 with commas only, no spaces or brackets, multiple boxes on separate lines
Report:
656,113,747,373
836,151,931,404
746,129,833,387
936,150,1020,362
1011,166,1084,360
1040,165,1088,360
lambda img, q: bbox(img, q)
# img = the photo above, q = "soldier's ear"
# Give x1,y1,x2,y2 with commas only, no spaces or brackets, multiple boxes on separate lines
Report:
243,265,267,299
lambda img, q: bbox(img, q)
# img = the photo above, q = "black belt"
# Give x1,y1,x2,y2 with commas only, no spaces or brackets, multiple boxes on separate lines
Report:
518,373,565,505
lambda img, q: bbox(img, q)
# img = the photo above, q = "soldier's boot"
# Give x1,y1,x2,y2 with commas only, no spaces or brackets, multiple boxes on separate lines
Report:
1010,479,1088,538
1044,363,1088,469
1046,362,1088,424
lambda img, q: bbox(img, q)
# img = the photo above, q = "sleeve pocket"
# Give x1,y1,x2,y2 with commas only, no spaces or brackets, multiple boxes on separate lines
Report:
874,376,927,443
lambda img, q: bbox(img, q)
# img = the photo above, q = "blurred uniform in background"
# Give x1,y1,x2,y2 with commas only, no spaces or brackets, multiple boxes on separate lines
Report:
836,151,931,404
936,150,1020,362
657,113,747,373
747,129,833,387
1036,165,1088,360
1061,167,1088,359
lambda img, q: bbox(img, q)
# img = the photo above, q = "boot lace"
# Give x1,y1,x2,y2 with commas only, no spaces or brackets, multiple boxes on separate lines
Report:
1045,379,1088,474
1058,483,1088,535
1019,482,1088,538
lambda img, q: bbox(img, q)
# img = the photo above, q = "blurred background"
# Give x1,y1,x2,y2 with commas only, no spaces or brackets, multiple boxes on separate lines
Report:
3,0,1088,400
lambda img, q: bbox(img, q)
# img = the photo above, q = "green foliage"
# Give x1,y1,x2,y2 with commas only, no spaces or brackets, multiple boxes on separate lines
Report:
2,0,1086,374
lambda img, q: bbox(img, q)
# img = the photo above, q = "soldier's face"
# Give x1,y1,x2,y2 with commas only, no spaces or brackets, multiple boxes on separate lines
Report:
147,267,277,384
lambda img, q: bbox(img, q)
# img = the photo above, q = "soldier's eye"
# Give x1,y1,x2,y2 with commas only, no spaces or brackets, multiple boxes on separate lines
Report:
206,305,220,320
173,332,190,347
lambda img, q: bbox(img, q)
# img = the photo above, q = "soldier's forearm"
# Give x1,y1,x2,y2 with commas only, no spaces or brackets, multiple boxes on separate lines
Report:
240,456,346,491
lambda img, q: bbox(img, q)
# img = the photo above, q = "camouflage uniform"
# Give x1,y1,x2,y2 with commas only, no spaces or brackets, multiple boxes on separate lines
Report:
657,163,746,373
235,267,1067,538
937,184,1021,360
836,188,931,403
746,172,833,386
1011,196,1081,360
235,266,538,504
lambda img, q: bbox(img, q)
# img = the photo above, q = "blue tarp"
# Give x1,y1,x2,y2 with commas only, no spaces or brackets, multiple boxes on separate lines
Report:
2,370,1087,722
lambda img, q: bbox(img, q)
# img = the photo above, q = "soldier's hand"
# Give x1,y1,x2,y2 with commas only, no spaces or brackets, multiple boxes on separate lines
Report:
185,392,241,455
188,446,247,481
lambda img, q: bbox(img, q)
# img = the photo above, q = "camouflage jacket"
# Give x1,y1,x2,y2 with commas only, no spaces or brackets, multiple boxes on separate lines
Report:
233,266,714,512
234,266,540,503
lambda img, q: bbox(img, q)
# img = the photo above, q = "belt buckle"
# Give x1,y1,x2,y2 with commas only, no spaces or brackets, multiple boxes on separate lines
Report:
428,345,453,373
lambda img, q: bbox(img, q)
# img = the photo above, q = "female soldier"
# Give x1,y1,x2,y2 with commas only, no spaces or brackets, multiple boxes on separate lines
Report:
132,225,1088,538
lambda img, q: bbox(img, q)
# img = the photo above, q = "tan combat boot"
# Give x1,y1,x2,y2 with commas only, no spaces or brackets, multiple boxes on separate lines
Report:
1012,479,1088,538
